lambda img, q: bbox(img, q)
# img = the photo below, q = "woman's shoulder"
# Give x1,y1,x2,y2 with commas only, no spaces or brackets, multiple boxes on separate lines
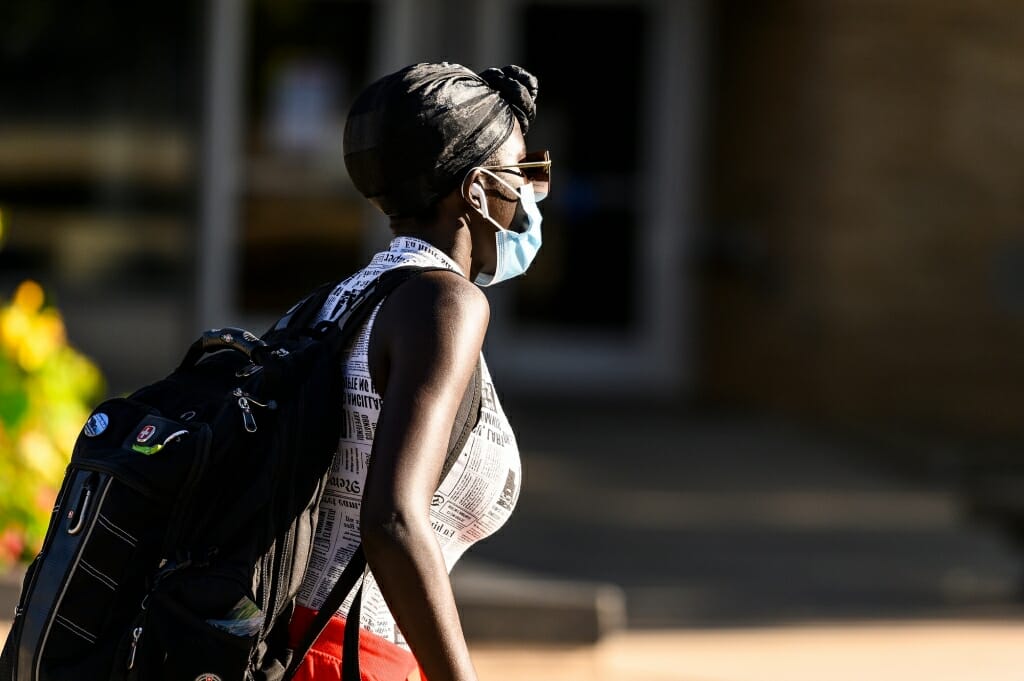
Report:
376,268,489,342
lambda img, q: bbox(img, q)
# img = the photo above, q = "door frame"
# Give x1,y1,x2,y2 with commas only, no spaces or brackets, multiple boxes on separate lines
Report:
198,0,706,399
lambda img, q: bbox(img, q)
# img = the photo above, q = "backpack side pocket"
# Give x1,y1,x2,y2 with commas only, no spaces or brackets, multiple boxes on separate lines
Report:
133,576,262,681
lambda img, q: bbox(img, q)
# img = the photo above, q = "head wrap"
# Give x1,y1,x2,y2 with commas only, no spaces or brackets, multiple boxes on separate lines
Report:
343,62,539,217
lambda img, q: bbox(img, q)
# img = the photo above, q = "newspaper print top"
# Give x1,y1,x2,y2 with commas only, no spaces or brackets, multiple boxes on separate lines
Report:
295,236,522,648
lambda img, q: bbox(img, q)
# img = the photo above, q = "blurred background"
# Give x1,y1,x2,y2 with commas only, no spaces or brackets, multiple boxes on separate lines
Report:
2,0,1024,678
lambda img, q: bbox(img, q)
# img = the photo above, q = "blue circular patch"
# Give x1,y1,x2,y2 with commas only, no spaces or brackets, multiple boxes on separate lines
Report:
84,412,109,437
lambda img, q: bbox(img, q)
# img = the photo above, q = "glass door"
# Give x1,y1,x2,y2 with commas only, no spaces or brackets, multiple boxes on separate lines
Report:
477,0,705,399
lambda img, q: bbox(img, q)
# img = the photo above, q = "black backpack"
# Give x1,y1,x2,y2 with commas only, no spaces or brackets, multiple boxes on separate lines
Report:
0,265,481,681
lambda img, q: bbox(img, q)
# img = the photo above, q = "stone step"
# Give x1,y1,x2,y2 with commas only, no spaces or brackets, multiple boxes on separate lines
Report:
451,557,627,644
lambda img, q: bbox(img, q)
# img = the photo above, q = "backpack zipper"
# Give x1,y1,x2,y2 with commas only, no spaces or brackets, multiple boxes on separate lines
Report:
159,425,213,561
66,477,94,535
269,524,294,627
254,547,274,647
125,625,143,670
232,389,277,432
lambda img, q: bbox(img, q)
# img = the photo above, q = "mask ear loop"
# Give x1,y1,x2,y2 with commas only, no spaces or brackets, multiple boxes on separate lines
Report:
461,169,482,204
461,169,492,222
462,168,522,233
468,182,489,217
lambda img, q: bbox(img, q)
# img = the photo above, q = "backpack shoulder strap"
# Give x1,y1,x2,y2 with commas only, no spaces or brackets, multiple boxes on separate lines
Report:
266,280,338,335
443,359,482,482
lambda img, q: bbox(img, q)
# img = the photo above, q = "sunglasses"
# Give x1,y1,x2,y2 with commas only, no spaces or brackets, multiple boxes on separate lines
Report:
480,150,551,199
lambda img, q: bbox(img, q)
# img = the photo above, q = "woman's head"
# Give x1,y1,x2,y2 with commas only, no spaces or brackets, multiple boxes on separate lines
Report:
343,62,539,219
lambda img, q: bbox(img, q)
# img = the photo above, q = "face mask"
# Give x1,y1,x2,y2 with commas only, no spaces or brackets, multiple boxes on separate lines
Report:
469,170,544,287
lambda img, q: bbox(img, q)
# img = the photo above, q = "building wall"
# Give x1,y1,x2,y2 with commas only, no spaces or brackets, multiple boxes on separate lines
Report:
701,0,1024,438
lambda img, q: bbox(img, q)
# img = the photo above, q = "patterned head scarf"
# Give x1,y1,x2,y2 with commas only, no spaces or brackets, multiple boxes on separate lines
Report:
343,61,539,217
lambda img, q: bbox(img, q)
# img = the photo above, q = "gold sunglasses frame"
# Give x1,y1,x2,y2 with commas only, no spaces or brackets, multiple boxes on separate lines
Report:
479,151,551,194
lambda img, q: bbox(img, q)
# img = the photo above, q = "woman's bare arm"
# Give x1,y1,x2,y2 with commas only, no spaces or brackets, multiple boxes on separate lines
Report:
361,270,489,681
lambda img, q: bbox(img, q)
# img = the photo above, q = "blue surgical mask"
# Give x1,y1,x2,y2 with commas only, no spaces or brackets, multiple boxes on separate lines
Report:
470,170,544,287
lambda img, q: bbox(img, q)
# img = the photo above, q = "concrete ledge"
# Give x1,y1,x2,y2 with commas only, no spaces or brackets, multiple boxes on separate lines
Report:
451,558,627,645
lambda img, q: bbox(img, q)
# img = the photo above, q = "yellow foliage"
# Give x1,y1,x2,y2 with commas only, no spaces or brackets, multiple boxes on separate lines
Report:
13,280,44,314
0,280,105,566
1,304,30,350
18,430,65,481
2,282,68,372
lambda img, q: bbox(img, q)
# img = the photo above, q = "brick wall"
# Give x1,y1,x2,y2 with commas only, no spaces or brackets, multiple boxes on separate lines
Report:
701,1,1024,438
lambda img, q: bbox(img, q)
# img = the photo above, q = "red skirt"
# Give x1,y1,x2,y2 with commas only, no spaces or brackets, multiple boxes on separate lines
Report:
287,605,422,681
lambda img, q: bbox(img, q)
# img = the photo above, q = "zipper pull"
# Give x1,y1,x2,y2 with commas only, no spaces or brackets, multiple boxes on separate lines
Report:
238,397,258,432
126,626,143,670
67,478,94,535
232,388,277,410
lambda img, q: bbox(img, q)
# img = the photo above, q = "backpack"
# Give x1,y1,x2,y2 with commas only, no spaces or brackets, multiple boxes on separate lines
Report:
0,265,481,681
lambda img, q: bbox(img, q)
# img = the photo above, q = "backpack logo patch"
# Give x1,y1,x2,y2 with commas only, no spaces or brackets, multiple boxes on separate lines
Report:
135,424,157,443
84,412,109,437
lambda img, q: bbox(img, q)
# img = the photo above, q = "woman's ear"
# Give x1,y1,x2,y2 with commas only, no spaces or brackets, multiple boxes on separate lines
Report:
462,170,484,208
468,182,486,209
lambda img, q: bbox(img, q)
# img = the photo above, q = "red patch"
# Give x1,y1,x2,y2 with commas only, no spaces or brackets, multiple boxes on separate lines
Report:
136,425,157,443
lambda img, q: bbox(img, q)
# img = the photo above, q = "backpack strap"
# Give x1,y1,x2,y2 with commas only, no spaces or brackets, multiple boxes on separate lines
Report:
267,280,338,335
444,360,482,482
283,266,484,681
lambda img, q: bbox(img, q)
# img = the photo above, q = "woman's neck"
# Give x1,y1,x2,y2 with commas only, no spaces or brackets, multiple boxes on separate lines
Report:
390,224,473,278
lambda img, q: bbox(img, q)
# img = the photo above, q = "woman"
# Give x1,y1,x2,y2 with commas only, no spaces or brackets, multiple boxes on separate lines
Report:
286,61,550,681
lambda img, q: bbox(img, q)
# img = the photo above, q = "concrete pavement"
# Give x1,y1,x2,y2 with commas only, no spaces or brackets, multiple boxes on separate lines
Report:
469,619,1024,681
2,619,1023,680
